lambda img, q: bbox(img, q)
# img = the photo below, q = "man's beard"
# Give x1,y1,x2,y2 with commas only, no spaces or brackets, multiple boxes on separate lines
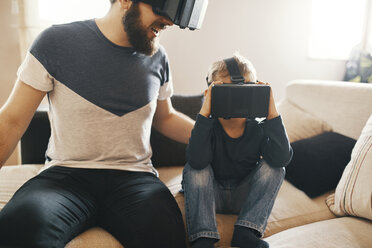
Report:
123,3,159,56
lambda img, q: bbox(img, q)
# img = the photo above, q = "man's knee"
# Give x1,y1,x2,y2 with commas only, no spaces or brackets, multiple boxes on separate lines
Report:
143,189,186,248
0,183,93,248
0,197,66,248
111,183,186,248
143,183,183,220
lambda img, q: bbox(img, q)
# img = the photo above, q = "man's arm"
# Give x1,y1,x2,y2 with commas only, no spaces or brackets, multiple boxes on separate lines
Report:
0,80,46,167
152,98,195,144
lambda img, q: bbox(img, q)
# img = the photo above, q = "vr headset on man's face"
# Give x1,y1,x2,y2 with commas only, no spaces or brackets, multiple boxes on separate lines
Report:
209,58,271,119
132,0,209,30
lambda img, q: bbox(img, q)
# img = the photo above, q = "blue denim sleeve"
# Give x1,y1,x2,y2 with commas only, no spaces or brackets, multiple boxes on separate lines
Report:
260,115,293,167
186,114,215,169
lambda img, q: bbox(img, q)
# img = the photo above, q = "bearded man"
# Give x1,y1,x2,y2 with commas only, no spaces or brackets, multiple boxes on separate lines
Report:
0,0,195,247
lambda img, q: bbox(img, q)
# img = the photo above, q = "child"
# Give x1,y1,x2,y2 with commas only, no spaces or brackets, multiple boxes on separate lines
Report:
182,53,293,248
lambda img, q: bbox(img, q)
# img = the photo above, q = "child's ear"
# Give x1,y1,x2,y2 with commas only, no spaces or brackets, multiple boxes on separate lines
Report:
204,89,208,96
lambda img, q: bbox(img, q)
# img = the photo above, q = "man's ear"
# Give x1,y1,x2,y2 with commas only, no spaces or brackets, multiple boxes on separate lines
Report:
118,0,132,10
204,89,208,97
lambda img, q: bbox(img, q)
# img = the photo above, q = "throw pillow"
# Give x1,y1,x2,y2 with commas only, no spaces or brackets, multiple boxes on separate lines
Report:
277,99,333,142
150,94,204,167
326,114,372,220
285,132,357,198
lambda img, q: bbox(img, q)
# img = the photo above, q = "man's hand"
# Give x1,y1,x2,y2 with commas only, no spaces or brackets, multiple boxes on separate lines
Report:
256,81,279,120
199,81,222,118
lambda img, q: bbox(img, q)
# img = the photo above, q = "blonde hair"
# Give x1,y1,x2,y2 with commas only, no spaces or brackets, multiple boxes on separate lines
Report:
206,52,257,84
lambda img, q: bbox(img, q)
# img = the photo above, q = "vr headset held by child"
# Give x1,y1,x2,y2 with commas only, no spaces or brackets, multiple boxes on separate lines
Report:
133,0,209,30
209,58,271,119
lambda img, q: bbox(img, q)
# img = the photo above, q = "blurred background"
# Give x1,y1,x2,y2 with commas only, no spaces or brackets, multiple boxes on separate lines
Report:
1,0,371,164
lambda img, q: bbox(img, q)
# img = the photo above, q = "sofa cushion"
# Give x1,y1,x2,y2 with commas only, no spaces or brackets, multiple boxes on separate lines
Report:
20,110,50,164
326,114,372,221
285,80,372,140
277,99,332,143
0,164,43,210
150,94,204,167
65,227,123,248
264,180,335,237
157,166,184,195
285,132,356,198
264,217,372,248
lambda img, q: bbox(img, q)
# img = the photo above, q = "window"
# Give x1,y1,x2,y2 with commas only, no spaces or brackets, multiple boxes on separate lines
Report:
38,0,110,24
16,0,111,59
309,0,369,60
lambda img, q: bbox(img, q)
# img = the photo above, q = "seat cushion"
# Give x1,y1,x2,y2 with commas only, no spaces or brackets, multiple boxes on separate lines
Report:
0,164,43,210
264,217,372,248
65,227,123,248
265,180,336,237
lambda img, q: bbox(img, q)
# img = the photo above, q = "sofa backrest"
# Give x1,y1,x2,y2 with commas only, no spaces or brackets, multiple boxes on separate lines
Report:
284,80,372,140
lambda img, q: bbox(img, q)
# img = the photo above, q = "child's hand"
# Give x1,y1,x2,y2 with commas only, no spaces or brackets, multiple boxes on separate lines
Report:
256,81,279,120
199,81,223,118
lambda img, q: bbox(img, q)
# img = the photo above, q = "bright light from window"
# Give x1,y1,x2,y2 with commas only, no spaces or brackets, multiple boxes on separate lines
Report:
38,0,110,24
309,0,367,60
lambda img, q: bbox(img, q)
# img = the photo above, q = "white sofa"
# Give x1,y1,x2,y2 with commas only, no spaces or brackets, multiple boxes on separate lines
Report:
1,79,372,247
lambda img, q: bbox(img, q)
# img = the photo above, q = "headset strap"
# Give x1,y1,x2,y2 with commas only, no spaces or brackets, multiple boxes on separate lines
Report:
223,57,245,84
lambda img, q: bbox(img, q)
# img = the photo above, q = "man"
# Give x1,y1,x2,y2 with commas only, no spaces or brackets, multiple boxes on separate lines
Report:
0,0,195,247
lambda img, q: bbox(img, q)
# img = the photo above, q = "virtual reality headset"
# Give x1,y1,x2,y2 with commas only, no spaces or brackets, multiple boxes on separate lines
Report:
209,58,271,119
132,0,209,30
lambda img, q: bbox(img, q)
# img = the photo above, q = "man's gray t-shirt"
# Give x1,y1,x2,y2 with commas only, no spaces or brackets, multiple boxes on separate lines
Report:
17,19,173,174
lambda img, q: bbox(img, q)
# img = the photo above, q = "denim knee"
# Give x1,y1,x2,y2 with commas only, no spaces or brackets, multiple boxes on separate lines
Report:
257,160,285,182
183,163,214,188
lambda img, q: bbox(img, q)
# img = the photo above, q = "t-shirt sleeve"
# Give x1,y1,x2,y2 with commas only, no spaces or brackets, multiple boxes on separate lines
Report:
158,48,173,100
17,26,56,92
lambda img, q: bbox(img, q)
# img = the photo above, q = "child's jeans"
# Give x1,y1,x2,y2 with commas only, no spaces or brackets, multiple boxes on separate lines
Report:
182,160,285,242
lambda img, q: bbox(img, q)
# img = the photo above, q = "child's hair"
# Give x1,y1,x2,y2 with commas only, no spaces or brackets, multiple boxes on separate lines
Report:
206,52,257,85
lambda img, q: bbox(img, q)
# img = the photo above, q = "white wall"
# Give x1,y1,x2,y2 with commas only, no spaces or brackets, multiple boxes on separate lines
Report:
160,0,347,100
0,0,21,165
